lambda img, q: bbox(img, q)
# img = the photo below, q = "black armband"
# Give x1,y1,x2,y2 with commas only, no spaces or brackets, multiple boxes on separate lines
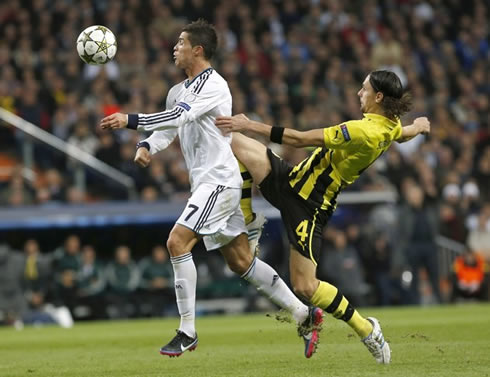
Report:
136,141,150,152
270,126,285,144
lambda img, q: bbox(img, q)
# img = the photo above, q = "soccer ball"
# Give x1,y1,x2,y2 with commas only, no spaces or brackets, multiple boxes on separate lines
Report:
76,25,117,65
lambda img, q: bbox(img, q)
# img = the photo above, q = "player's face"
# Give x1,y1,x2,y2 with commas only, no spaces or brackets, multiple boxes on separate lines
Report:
173,32,194,69
358,75,377,113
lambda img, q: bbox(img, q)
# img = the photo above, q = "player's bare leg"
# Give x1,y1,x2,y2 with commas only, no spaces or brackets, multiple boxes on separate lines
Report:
160,225,200,357
288,247,324,356
231,134,324,357
290,246,390,363
220,234,309,322
220,233,254,275
233,134,270,256
167,224,200,258
237,160,266,256
231,133,271,184
289,246,321,300
221,233,323,358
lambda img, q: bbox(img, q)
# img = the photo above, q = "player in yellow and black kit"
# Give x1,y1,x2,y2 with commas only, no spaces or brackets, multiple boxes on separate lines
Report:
216,70,431,364
261,113,404,266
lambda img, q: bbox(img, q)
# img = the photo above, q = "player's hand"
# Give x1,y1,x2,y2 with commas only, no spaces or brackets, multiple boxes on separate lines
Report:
100,113,128,130
215,113,251,135
134,146,151,167
414,117,430,135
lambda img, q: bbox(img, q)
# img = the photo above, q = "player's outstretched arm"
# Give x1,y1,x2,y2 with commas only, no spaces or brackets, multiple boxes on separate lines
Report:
216,114,325,147
396,116,430,143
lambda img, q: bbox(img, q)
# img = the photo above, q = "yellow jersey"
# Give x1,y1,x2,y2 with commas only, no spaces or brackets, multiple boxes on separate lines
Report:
288,113,402,211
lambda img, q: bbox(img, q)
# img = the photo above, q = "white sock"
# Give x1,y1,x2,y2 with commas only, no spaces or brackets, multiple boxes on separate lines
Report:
242,258,309,324
170,253,197,338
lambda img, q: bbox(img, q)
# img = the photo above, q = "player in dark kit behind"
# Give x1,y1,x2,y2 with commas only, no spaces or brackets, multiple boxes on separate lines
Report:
216,70,431,364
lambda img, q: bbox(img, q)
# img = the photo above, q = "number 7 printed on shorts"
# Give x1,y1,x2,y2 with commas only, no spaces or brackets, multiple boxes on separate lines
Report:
184,204,199,221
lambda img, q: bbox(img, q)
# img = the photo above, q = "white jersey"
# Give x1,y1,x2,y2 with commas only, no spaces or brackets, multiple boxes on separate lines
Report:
128,68,242,192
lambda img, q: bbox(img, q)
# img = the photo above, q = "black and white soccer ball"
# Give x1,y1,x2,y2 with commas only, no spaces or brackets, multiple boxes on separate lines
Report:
76,25,117,65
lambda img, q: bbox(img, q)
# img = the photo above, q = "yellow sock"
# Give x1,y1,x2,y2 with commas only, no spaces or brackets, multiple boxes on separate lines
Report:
311,281,373,338
238,160,254,225
347,311,373,339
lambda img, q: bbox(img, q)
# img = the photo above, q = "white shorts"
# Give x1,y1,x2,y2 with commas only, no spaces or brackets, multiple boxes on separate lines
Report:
176,183,247,250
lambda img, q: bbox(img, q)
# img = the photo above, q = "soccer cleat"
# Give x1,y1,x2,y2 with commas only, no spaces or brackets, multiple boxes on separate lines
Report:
362,317,391,364
246,212,267,256
297,307,324,358
160,330,198,357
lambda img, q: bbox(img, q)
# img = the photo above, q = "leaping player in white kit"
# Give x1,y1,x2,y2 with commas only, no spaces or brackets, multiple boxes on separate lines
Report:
100,19,323,358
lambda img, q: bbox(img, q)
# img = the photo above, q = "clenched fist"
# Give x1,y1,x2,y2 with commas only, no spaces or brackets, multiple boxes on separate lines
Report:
413,117,430,135
134,146,151,167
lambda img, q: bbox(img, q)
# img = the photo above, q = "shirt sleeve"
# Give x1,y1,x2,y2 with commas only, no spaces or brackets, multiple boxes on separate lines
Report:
393,119,403,140
323,120,364,149
135,87,178,154
141,129,178,155
128,79,229,132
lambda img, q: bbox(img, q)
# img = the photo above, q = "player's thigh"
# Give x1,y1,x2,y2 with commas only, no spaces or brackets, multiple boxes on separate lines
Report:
171,184,234,254
167,223,200,256
181,184,247,252
202,203,247,252
280,190,326,265
176,184,232,234
231,132,271,184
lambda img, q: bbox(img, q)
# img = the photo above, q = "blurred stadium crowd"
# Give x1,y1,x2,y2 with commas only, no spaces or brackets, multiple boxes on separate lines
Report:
0,236,176,324
0,0,489,324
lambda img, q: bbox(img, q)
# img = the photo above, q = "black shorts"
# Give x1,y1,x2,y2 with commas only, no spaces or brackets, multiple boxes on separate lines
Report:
259,149,330,265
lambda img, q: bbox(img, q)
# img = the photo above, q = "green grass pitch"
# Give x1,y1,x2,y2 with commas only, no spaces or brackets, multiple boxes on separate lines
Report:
1,303,489,377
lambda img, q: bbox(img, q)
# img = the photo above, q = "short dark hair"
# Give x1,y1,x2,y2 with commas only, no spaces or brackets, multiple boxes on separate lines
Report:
182,19,217,60
369,70,412,119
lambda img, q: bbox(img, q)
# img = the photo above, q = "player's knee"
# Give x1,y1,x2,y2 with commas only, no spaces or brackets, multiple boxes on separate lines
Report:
291,279,316,301
166,235,181,257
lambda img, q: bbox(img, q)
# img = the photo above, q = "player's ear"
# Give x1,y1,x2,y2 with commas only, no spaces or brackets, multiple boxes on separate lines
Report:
192,45,201,56
375,92,384,103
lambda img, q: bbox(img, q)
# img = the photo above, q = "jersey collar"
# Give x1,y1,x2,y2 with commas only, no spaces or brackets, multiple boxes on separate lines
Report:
184,67,213,88
363,113,399,128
